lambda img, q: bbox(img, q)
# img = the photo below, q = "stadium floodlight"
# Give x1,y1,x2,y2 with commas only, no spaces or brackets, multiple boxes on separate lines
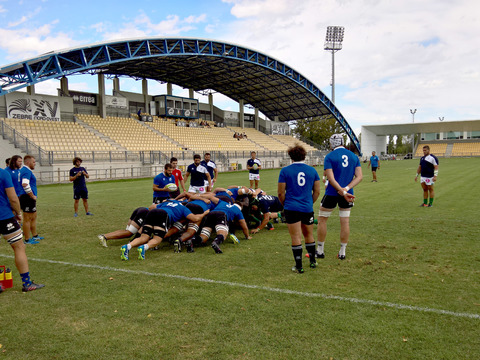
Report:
439,116,444,121
410,109,417,154
324,26,345,103
410,109,417,123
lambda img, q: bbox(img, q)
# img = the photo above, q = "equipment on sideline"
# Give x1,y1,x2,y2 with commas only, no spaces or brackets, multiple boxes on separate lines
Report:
0,266,13,289
165,183,178,192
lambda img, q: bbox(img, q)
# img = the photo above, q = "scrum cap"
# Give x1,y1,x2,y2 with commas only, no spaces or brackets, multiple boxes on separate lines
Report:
330,134,344,149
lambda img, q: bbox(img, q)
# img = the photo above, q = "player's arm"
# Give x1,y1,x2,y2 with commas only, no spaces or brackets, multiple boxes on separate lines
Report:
377,158,380,169
69,170,81,182
6,186,22,221
325,169,355,202
205,172,212,191
213,167,218,183
186,209,210,223
433,164,439,181
277,182,286,205
213,187,227,193
237,219,252,240
21,177,36,200
415,164,422,182
152,183,169,192
251,211,270,234
312,180,321,203
179,178,186,192
367,160,371,168
83,169,89,179
184,171,190,184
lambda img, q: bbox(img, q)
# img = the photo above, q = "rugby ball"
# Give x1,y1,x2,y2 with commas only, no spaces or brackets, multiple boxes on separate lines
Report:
252,163,258,170
165,183,178,192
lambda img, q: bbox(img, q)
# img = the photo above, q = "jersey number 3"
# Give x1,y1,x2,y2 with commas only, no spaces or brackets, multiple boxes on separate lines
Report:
342,155,349,168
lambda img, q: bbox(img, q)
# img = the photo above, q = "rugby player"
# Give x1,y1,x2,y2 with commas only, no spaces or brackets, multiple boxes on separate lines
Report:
184,154,211,194
97,207,149,247
153,163,176,204
415,145,439,207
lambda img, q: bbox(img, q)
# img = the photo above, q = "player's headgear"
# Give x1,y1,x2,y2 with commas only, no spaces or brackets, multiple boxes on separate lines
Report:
329,134,344,149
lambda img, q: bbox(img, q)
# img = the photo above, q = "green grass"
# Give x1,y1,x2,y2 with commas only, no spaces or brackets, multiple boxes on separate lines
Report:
0,158,479,359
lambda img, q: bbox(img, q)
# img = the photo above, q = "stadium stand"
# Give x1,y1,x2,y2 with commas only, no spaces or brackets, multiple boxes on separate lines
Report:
271,134,317,152
77,114,181,152
451,142,480,156
149,117,256,152
414,143,447,157
3,118,116,152
228,127,288,151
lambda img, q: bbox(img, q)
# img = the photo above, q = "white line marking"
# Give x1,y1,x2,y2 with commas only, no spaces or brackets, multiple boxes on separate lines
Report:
1,254,479,320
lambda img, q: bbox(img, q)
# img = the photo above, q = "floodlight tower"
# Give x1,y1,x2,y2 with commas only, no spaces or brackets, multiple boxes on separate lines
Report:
324,26,345,103
410,109,417,155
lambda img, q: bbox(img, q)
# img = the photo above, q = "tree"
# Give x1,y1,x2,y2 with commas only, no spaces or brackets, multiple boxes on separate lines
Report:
291,116,344,150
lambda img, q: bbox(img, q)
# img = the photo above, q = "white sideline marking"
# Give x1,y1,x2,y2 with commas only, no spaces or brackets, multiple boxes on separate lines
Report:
1,254,479,320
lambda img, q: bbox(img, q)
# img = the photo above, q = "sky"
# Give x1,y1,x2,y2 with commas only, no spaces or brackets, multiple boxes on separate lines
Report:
0,0,479,134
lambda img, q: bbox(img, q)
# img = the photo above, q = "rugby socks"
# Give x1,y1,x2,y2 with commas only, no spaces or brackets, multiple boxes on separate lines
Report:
143,244,149,251
429,198,434,206
20,272,32,287
126,244,132,251
214,234,225,245
316,242,325,255
305,242,316,263
339,243,347,257
423,199,428,205
291,245,303,270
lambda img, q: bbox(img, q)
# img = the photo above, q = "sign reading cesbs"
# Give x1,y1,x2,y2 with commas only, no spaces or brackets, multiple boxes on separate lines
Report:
6,94,61,121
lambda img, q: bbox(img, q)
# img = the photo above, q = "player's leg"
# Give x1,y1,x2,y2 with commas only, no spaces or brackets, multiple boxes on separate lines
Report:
338,208,351,260
372,170,377,181
287,218,304,272
74,198,80,215
301,213,317,267
30,211,38,239
427,184,435,206
22,212,33,242
82,192,91,214
317,206,333,258
254,179,259,189
5,226,44,291
421,182,429,206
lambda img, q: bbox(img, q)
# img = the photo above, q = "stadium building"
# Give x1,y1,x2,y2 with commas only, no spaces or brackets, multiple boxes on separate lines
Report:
0,38,361,184
361,120,480,160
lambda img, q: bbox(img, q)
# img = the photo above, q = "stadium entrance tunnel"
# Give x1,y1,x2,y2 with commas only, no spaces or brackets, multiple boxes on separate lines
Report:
0,37,361,154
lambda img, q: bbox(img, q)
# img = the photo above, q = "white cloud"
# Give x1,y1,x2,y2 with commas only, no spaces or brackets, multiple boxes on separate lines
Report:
220,0,480,128
0,22,79,61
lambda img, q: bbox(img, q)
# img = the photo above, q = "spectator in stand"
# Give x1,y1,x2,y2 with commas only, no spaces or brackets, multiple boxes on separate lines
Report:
137,109,142,120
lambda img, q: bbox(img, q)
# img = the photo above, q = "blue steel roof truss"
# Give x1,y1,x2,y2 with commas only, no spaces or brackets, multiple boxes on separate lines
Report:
0,38,360,153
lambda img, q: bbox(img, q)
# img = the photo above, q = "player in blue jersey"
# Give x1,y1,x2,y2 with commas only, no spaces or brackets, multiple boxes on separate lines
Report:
97,207,149,247
201,153,218,191
153,163,176,204
18,155,43,244
415,145,439,207
367,151,380,182
6,155,23,196
70,157,93,217
0,168,44,292
120,200,208,260
184,154,211,194
247,151,262,189
317,134,363,260
198,195,251,254
4,158,10,170
278,145,321,273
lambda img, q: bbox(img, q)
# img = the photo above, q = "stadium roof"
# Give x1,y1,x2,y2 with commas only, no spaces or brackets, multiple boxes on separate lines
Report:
0,37,361,153
362,120,480,135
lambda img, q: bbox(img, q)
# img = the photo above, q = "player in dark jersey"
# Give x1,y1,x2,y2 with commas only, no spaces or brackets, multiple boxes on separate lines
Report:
278,145,321,273
184,154,211,194
247,151,262,189
201,153,217,191
70,157,93,217
317,134,363,260
0,168,44,292
415,145,439,207
250,191,284,234
97,207,149,247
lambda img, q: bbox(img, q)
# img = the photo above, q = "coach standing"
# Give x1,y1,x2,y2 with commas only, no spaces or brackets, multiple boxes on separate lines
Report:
70,157,93,217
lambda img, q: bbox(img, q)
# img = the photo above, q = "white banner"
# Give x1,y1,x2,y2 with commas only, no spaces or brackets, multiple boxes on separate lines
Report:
105,95,127,109
6,94,61,121
150,101,156,116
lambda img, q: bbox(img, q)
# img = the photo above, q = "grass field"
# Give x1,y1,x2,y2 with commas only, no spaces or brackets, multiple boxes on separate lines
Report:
0,158,479,359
